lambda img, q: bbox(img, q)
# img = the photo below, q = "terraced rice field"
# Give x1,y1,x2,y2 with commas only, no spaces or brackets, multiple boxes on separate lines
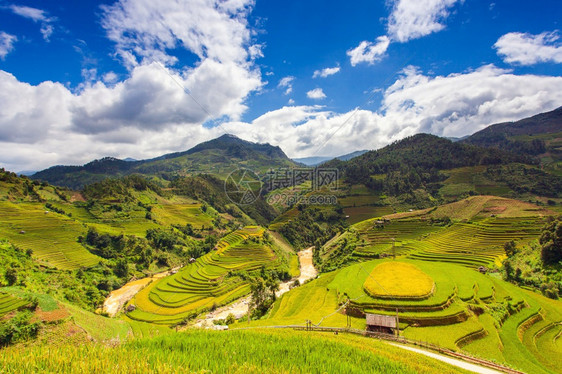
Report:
363,262,434,299
257,258,562,373
406,217,543,268
150,203,214,229
0,293,30,317
347,213,544,268
268,207,299,231
122,316,172,339
127,227,285,325
352,218,438,258
0,202,99,269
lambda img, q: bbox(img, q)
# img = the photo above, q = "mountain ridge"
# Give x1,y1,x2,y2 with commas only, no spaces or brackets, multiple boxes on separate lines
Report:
32,134,297,189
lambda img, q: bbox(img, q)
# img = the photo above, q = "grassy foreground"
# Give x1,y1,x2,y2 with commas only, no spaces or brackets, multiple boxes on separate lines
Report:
0,329,469,374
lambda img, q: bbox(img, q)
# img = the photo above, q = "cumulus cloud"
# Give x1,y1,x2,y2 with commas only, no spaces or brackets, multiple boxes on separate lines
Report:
380,64,562,137
236,64,562,158
0,71,72,144
387,0,460,42
348,0,461,66
0,32,16,59
313,66,340,78
494,31,562,65
278,76,295,95
347,36,390,66
101,0,256,68
94,0,263,125
9,5,56,41
1,59,562,172
306,88,327,100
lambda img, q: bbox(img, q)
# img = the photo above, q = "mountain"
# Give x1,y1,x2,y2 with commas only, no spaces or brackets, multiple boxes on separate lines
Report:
32,134,298,189
320,133,561,209
461,106,562,157
329,133,531,183
292,156,332,166
337,149,369,161
293,150,369,166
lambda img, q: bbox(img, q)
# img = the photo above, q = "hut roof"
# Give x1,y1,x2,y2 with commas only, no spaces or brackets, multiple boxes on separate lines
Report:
366,313,397,328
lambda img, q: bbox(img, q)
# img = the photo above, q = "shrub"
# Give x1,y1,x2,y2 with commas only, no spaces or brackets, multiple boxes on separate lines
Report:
225,313,236,325
0,311,41,347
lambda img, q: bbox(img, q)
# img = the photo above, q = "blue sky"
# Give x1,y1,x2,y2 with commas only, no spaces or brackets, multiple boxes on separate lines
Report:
0,0,561,171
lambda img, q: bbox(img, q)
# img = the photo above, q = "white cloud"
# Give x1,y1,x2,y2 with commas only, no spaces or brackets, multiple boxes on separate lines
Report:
10,5,56,41
102,72,119,84
347,0,461,66
347,36,390,66
101,0,256,68
97,0,263,122
1,62,562,172
287,98,295,105
278,76,295,95
387,0,461,42
307,88,327,100
238,64,562,158
313,66,340,78
494,31,562,65
0,32,16,59
381,64,562,137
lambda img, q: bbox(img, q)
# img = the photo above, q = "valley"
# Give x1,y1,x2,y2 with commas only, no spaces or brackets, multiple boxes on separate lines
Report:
1,108,562,373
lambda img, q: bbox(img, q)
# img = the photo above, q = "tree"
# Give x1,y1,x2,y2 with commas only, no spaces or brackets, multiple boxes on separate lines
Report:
4,267,17,286
503,259,514,281
249,275,277,318
539,216,562,265
114,259,129,278
504,240,517,257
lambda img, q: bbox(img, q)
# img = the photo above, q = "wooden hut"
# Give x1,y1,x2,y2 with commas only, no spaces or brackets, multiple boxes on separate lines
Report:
365,313,399,335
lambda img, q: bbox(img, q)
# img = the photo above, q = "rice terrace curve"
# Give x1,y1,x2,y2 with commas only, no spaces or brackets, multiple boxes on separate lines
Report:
0,7,562,371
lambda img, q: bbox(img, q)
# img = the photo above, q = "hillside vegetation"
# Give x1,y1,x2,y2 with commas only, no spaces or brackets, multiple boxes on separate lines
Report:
32,134,298,189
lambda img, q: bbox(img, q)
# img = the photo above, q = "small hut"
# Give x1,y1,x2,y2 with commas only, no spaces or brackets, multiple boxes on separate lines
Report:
189,258,196,264
365,313,398,335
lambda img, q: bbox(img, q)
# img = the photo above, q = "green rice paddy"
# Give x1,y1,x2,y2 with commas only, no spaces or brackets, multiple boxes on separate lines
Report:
127,227,286,325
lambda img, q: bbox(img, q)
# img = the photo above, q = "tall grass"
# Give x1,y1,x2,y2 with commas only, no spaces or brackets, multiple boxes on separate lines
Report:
0,329,468,374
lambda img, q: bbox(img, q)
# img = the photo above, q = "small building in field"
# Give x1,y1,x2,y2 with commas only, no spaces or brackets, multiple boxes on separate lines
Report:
365,313,398,335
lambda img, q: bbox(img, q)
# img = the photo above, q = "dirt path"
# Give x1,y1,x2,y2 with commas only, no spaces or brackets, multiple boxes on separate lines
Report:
194,247,318,328
102,269,177,317
389,343,503,374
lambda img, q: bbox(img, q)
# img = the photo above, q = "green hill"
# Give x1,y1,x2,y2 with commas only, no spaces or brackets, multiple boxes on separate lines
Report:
32,134,298,189
462,106,562,157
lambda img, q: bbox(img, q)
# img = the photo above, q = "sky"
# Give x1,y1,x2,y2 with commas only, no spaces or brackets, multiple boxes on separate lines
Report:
0,0,561,172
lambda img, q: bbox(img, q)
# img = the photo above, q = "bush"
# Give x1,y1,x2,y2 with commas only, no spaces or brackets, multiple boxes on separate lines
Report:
5,267,17,286
225,313,236,325
0,311,41,347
